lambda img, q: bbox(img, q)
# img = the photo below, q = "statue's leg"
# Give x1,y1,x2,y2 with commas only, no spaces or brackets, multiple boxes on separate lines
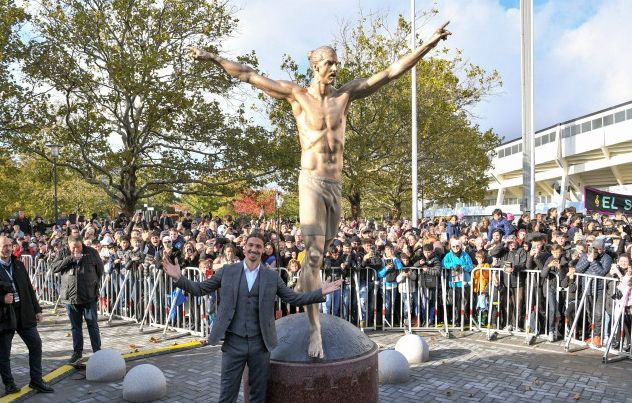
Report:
301,234,326,358
297,172,341,359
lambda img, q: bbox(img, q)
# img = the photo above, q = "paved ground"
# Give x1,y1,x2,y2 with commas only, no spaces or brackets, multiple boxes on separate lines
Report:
4,305,632,402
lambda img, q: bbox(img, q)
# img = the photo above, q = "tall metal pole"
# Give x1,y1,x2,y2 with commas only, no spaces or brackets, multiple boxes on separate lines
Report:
53,156,59,225
411,0,419,226
520,0,535,218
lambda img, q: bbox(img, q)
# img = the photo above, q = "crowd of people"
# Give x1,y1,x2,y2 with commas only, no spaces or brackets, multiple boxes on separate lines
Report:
1,206,632,394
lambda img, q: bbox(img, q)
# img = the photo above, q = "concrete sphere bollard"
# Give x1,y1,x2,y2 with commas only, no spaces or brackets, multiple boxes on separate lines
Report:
395,334,430,364
378,350,409,384
86,349,126,382
123,364,167,402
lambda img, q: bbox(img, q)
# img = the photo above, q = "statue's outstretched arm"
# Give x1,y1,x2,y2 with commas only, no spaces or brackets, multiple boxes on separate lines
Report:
186,47,298,100
340,21,451,101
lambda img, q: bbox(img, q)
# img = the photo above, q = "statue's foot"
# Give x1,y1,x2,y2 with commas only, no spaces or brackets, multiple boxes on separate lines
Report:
308,330,324,359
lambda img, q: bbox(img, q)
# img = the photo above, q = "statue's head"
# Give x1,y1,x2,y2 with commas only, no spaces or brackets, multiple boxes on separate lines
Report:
307,45,338,85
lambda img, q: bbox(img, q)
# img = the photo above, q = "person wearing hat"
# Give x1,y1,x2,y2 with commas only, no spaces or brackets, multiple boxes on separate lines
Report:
574,238,613,347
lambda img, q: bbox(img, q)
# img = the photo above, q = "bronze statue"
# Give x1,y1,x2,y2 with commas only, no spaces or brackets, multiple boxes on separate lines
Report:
187,21,450,358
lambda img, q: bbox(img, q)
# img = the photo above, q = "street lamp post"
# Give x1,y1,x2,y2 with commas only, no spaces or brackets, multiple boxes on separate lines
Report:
47,144,61,226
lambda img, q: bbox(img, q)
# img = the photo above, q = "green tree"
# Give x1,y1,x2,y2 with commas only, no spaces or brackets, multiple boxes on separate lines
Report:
0,0,28,131
3,0,277,216
0,149,117,220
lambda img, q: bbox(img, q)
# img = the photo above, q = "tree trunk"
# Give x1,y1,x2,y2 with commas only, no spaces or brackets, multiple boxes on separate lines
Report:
118,170,138,216
347,192,362,220
392,201,402,221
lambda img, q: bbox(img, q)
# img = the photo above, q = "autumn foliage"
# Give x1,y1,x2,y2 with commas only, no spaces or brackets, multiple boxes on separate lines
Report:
232,190,276,217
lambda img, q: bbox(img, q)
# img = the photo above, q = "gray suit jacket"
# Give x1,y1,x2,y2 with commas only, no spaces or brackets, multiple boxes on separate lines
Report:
174,261,325,350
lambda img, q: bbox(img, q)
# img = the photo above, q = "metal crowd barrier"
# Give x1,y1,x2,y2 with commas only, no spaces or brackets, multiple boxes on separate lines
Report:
563,272,631,361
318,267,379,331
376,267,447,336
96,263,211,337
27,254,631,364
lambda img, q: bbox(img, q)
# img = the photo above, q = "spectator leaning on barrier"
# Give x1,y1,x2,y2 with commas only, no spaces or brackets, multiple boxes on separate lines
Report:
575,238,613,347
378,243,401,326
491,234,528,331
396,253,417,326
442,238,474,324
50,235,104,364
414,243,441,326
611,253,631,351
541,244,567,341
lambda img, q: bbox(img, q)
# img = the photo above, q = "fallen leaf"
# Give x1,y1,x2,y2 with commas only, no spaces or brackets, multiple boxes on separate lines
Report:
128,344,137,349
573,393,581,400
65,333,71,337
149,336,161,343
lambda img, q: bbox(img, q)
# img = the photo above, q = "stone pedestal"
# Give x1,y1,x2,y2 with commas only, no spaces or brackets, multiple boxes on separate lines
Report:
266,313,378,403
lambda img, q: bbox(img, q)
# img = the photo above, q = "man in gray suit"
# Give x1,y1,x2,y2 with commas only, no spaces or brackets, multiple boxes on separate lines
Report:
162,232,341,403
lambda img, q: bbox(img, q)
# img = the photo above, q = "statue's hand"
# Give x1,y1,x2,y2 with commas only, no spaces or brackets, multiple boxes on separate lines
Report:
433,21,452,42
185,46,212,61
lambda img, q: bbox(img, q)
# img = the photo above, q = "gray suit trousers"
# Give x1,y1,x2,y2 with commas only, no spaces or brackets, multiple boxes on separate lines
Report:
219,332,270,403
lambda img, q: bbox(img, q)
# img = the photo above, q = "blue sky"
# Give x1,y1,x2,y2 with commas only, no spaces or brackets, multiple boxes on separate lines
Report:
221,0,632,142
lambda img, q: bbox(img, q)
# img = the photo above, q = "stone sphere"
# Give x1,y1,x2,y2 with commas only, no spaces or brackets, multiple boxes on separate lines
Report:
123,364,167,402
395,334,430,364
86,349,126,382
378,350,409,384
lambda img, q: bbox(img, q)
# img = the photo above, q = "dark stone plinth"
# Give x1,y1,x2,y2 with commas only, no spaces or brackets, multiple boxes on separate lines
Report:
266,313,378,403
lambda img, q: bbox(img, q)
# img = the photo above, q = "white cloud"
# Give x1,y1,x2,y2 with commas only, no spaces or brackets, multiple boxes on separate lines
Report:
535,0,632,129
218,0,632,141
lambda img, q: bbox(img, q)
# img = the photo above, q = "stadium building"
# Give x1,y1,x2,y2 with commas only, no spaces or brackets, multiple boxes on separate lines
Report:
425,100,632,217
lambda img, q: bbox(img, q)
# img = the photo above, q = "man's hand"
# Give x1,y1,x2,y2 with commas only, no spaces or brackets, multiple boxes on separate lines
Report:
36,313,43,322
3,293,13,304
321,279,343,296
162,257,182,281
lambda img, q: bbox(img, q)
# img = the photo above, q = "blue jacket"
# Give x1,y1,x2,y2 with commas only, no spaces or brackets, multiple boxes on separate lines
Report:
378,257,403,289
446,223,460,241
487,218,514,239
442,251,474,288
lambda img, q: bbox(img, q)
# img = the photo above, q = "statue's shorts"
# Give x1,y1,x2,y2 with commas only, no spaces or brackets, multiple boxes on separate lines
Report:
298,170,342,240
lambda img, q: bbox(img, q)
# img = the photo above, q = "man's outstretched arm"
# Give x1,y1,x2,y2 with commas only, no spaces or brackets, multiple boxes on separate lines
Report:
340,21,451,101
186,47,298,100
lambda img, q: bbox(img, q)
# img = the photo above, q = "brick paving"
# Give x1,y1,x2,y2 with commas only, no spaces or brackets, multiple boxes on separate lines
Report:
5,306,632,402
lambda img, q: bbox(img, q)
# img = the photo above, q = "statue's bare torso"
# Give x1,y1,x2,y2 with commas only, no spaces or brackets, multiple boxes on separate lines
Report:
292,87,349,180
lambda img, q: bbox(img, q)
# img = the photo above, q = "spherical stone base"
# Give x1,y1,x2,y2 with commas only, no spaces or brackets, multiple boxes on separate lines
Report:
378,350,410,384
395,334,430,364
266,313,378,403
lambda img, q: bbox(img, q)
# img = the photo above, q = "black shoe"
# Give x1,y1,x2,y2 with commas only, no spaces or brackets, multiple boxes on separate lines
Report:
68,351,82,364
5,383,20,395
29,381,54,393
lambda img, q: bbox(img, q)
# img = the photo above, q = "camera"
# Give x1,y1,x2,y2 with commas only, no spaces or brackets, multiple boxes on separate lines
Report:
384,258,393,266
